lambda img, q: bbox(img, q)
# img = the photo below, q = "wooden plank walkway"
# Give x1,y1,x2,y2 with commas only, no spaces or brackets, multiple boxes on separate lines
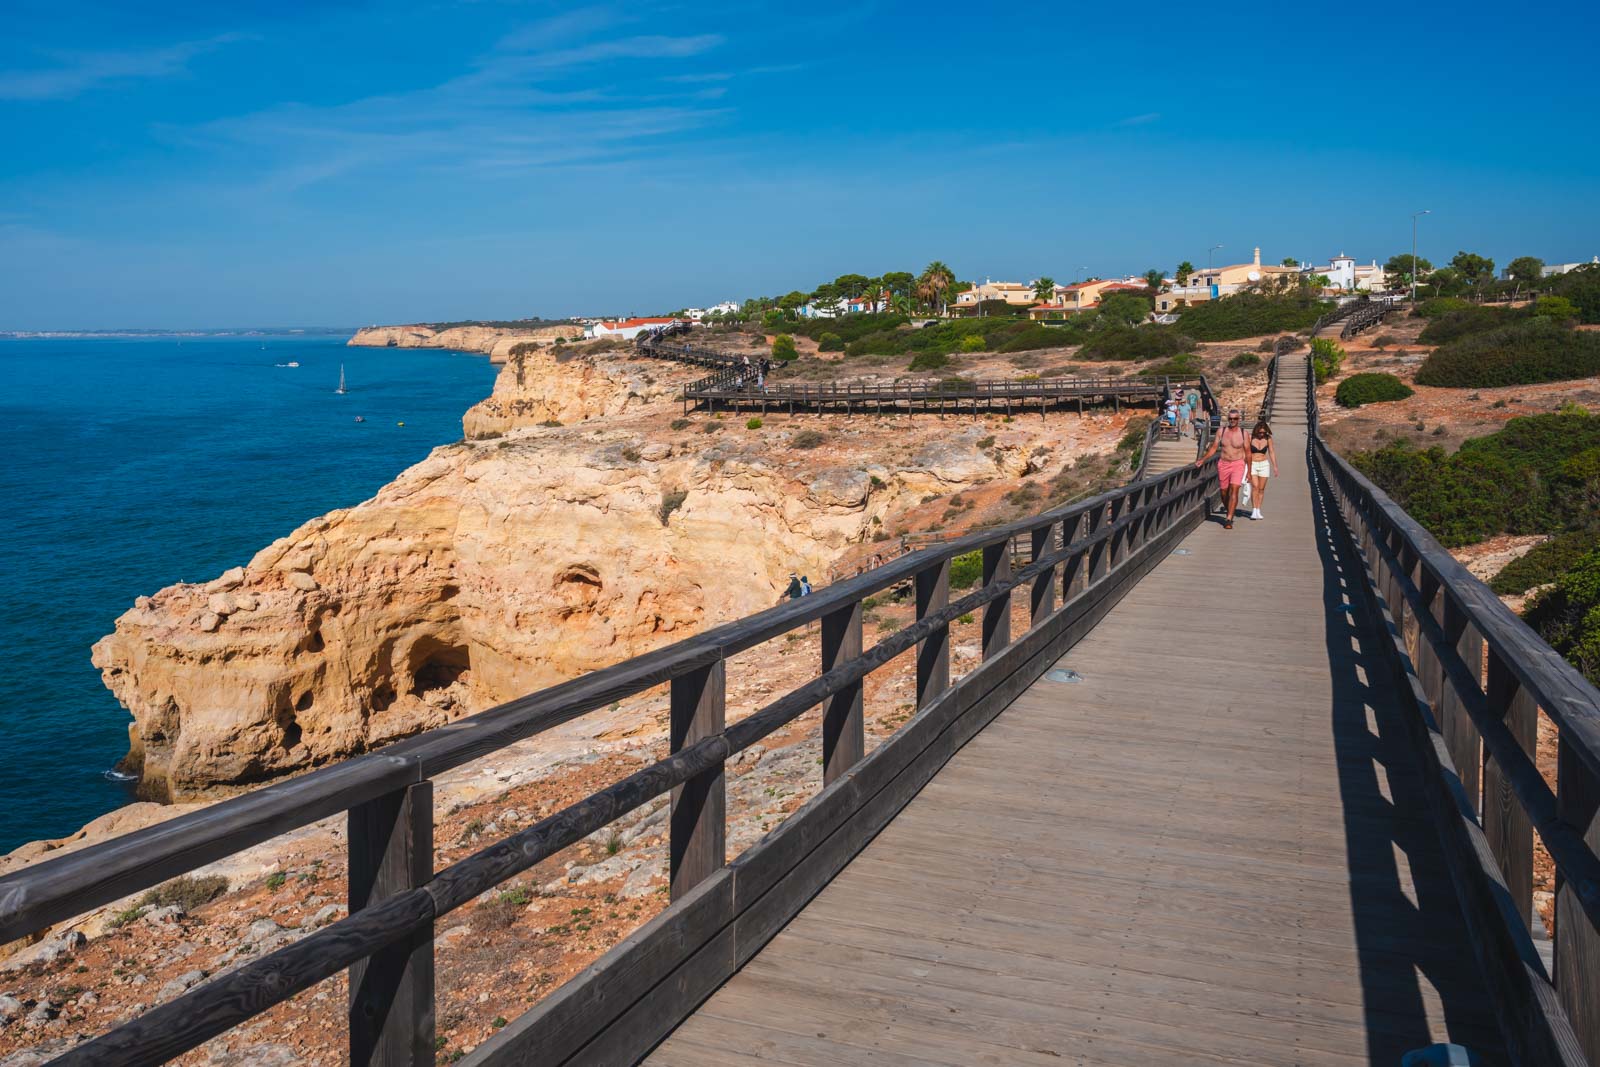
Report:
648,362,1506,1064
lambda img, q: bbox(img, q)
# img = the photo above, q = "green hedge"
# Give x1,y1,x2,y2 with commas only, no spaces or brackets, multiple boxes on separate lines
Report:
1310,337,1346,384
816,332,844,352
1412,297,1471,319
1175,293,1330,341
1417,305,1525,346
1544,264,1600,324
1415,318,1600,388
1077,325,1194,362
1350,411,1600,546
1228,353,1262,369
1491,530,1600,594
1335,372,1414,408
1523,551,1600,685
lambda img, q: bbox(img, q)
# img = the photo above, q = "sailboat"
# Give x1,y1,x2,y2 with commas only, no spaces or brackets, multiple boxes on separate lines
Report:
336,364,348,395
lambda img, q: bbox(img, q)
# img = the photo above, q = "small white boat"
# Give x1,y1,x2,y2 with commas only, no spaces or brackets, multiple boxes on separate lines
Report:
285,361,300,368
354,416,365,423
336,364,347,395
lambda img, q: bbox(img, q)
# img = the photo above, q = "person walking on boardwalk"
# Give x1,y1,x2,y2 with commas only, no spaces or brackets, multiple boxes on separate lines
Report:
785,573,803,602
1196,406,1249,529
1246,418,1278,521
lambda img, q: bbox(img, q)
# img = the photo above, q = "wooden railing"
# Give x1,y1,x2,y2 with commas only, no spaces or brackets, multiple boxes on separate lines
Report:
0,451,1217,1066
1304,351,1600,1065
1337,296,1398,340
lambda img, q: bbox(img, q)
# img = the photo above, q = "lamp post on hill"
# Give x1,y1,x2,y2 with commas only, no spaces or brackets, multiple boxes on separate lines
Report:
1207,244,1223,272
1410,209,1431,304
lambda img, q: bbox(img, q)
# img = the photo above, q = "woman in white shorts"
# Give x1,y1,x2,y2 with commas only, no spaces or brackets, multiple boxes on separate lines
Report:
1247,418,1277,520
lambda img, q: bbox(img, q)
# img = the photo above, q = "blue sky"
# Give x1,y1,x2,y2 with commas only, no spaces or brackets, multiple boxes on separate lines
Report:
2,1,1597,329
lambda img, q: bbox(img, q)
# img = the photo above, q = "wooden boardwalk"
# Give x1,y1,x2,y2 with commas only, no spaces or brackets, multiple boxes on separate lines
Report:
649,362,1506,1064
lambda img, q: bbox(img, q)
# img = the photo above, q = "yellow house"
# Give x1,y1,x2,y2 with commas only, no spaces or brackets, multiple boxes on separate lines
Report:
1028,280,1149,320
950,281,1038,314
1155,248,1300,312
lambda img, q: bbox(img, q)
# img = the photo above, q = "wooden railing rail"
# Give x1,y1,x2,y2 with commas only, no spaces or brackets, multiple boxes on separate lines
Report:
1305,349,1600,1065
3,443,1215,1066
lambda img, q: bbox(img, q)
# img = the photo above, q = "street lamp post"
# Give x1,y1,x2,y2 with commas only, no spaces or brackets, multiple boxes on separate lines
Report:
1410,210,1431,303
1207,244,1223,271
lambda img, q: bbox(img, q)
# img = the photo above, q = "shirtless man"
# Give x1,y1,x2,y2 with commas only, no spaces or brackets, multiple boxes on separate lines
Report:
1196,407,1249,529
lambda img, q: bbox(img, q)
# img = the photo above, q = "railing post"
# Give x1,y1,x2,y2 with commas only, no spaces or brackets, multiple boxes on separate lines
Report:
1087,502,1110,584
1482,649,1537,931
916,559,951,707
1555,734,1600,1061
981,542,1011,659
1441,594,1483,806
348,781,434,1067
1060,513,1085,602
821,603,864,786
1031,521,1057,625
670,659,726,900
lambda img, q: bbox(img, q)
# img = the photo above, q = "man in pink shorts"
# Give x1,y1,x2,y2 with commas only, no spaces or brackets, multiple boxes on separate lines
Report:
1196,407,1249,529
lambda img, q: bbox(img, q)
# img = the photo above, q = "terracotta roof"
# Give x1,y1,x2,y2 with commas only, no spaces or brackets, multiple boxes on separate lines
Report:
601,317,680,329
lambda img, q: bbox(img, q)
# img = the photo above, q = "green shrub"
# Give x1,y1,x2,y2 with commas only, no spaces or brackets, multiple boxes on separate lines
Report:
1416,318,1600,388
949,550,984,589
1491,531,1600,595
1544,264,1600,324
1078,325,1194,362
1417,305,1525,346
1175,293,1330,341
959,334,986,353
1534,295,1579,321
908,351,950,372
1413,296,1471,319
745,417,763,430
670,418,691,430
1141,353,1202,378
1118,416,1153,451
771,334,798,361
816,332,844,352
1335,372,1414,408
658,489,688,525
141,875,229,912
786,313,909,343
1310,337,1346,383
792,429,827,449
1228,353,1262,370
1523,551,1600,685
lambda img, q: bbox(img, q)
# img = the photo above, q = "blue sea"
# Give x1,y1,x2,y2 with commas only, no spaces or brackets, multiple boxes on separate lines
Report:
0,335,499,853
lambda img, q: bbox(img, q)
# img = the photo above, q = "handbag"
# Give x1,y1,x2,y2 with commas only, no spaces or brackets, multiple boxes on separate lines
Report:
1238,478,1252,507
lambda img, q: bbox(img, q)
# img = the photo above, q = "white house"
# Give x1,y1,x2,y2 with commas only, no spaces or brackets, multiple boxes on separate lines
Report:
1542,257,1599,277
587,316,686,340
799,293,887,318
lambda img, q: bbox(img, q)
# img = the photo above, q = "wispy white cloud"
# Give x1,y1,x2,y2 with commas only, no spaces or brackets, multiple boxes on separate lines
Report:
1115,112,1161,127
0,34,243,101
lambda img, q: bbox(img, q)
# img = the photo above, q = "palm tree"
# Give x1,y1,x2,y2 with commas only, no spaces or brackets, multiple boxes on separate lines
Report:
1176,260,1195,286
1143,268,1164,292
918,261,955,314
1033,276,1057,303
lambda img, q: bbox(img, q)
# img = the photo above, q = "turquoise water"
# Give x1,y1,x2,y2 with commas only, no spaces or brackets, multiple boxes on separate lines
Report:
0,335,498,852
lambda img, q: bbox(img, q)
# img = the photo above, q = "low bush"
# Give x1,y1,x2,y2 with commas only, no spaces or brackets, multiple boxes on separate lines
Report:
816,332,844,352
1228,353,1262,370
1491,530,1600,595
792,429,827,449
1310,337,1346,383
1141,353,1202,378
771,334,798,361
1175,293,1330,341
658,489,688,525
1417,305,1525,346
745,417,763,430
959,333,987,353
1118,416,1153,451
1523,551,1600,686
1335,372,1414,408
1413,296,1471,319
141,875,229,912
949,550,984,589
1078,325,1194,362
1543,263,1600,324
1415,318,1600,388
669,418,691,430
908,351,951,372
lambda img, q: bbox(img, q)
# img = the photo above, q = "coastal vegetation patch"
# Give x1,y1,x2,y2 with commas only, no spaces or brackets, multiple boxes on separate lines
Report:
1175,292,1330,341
1335,372,1414,408
1415,318,1600,388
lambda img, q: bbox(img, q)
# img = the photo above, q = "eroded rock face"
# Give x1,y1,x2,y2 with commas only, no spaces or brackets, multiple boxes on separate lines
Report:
461,346,686,438
90,424,975,797
348,324,584,362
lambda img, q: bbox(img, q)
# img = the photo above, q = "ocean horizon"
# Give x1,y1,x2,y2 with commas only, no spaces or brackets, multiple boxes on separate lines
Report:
0,334,498,853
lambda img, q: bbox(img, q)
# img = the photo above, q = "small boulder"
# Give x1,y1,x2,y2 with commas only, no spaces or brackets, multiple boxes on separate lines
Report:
0,994,22,1022
287,572,318,592
232,593,260,612
197,612,221,633
307,904,346,929
158,969,205,1001
244,919,282,944
205,567,245,593
142,905,185,925
60,930,87,954
133,596,152,610
76,990,97,1008
640,442,671,461
206,593,236,617
22,1001,56,1029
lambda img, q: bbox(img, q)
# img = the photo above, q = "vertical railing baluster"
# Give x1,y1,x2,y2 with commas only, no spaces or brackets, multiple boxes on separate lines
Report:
982,542,1011,660
670,659,726,899
1031,521,1057,625
1482,648,1536,931
1087,502,1110,586
1555,733,1600,1061
821,603,864,785
916,559,951,707
1440,595,1483,807
349,781,434,1067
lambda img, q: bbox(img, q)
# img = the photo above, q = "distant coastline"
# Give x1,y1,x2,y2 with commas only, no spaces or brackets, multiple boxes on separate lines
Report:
0,327,357,340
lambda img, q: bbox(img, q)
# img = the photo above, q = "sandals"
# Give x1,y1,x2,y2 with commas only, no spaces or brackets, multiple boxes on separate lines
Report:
1224,520,1234,530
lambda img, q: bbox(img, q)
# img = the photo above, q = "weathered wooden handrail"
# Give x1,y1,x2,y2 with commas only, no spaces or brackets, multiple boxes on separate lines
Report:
1304,348,1600,1065
2,435,1215,1065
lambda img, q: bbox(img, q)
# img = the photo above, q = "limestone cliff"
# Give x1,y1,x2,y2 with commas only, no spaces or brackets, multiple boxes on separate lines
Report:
349,324,584,363
462,345,688,437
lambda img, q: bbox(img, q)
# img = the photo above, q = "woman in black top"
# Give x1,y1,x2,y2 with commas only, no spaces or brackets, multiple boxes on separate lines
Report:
1246,419,1278,520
